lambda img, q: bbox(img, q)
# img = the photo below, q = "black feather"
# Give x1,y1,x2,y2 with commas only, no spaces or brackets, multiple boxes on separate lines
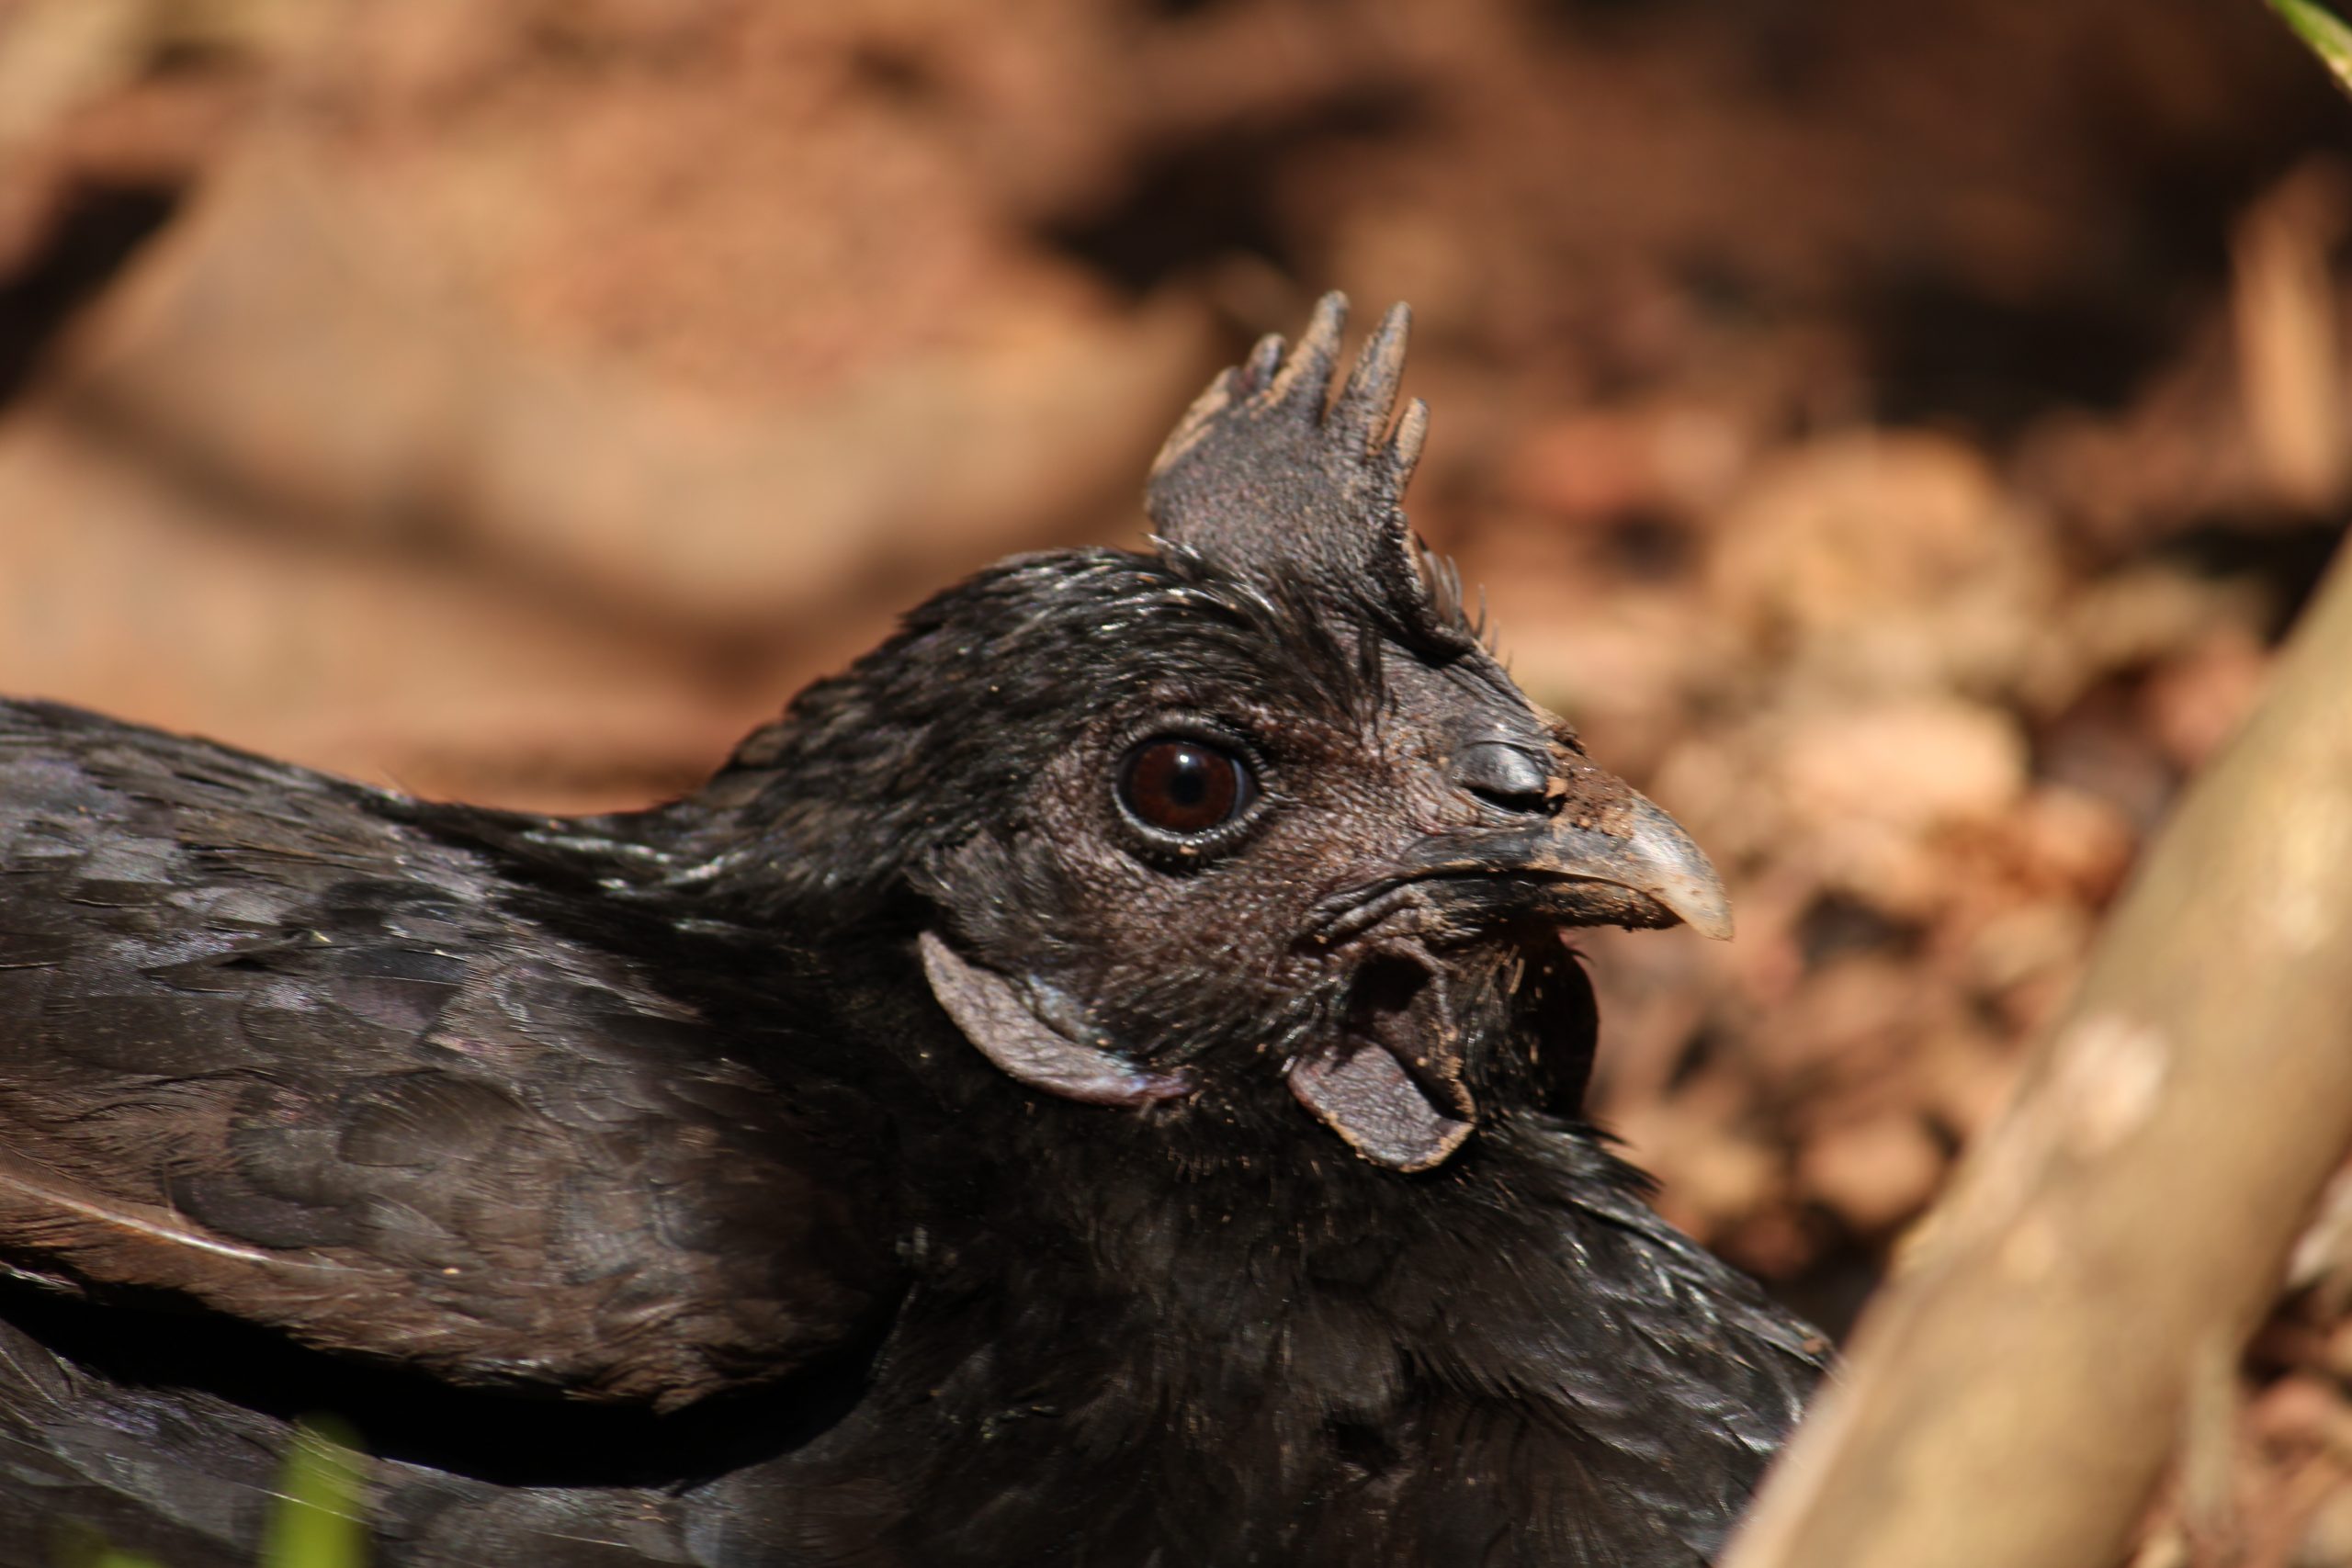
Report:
0,295,1823,1566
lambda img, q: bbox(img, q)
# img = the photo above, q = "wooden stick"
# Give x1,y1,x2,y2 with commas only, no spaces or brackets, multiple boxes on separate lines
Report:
1721,539,2352,1568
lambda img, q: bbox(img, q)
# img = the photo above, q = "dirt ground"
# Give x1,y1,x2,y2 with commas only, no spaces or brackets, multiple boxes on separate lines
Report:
3,0,2351,1560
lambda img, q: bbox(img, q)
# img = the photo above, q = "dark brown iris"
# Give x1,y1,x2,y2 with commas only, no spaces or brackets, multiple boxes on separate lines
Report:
1119,737,1250,835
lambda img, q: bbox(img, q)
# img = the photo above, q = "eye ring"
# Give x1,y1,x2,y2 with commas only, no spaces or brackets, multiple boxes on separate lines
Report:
1115,732,1260,846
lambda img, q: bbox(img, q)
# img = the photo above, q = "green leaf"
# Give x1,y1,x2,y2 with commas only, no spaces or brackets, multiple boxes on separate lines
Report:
259,1416,369,1568
2271,0,2352,97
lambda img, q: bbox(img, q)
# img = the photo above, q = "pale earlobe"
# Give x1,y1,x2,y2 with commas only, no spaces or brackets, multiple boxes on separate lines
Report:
918,931,1195,1108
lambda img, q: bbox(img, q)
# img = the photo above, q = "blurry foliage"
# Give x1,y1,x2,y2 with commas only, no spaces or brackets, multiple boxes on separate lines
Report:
2274,0,2352,98
260,1418,368,1568
48,1417,368,1568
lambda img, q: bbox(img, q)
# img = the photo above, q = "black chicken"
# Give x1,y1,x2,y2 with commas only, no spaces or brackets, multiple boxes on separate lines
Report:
0,296,1823,1566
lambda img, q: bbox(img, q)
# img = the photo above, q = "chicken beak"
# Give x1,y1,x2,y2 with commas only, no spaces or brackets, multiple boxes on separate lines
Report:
1403,787,1735,941
1532,792,1733,940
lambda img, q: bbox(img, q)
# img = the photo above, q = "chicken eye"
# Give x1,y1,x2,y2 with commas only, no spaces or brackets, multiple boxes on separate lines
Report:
1118,737,1254,836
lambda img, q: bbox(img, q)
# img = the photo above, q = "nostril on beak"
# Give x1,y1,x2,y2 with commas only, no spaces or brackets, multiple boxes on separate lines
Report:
1453,740,1553,814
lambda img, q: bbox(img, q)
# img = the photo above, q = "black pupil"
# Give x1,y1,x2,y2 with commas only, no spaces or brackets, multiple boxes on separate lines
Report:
1123,739,1244,835
1163,754,1210,807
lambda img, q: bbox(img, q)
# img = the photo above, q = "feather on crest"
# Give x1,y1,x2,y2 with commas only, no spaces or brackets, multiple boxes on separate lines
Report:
1146,293,1472,654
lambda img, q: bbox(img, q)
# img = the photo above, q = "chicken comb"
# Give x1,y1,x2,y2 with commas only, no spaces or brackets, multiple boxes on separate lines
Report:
1147,293,1470,650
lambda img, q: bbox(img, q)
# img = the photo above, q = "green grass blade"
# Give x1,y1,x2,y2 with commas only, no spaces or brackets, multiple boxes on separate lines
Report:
2271,0,2352,97
260,1417,369,1568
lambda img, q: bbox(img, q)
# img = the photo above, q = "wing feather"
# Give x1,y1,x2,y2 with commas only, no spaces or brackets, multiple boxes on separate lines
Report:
0,699,893,1408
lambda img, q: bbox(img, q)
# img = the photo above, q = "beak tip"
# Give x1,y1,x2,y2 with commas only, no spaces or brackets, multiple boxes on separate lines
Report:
1688,904,1736,942
1623,794,1735,942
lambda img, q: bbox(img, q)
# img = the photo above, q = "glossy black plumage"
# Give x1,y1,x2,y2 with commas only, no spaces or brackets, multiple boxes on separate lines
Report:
0,297,1825,1566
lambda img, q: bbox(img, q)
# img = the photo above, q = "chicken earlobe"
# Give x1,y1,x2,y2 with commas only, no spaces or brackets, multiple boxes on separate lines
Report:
1288,1042,1472,1171
1289,946,1476,1171
918,931,1196,1107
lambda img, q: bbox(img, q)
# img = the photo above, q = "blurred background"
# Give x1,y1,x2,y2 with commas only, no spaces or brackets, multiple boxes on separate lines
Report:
4,0,2352,1557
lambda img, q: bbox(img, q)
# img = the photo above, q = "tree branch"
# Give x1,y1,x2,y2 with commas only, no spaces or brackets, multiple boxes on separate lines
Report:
1720,538,2352,1568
